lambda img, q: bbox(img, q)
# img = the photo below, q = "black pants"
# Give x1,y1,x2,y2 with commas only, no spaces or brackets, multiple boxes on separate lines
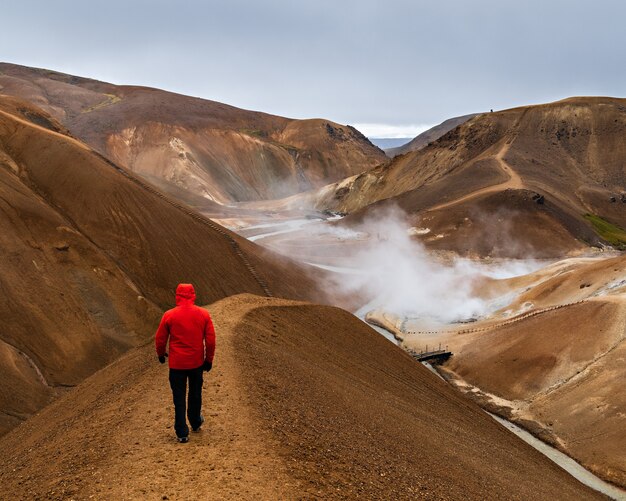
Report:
169,366,203,438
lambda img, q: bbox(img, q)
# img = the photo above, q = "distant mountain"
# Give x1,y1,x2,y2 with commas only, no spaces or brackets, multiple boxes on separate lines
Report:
0,63,386,204
367,137,412,150
386,113,479,156
296,97,626,257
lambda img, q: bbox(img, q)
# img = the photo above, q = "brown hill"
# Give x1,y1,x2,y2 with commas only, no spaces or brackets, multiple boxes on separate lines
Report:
0,62,385,204
0,96,329,435
294,97,626,256
444,297,626,489
396,255,626,488
0,294,602,500
386,113,479,157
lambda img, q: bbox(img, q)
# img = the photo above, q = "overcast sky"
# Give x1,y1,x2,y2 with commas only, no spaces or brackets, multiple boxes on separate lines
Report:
2,0,625,137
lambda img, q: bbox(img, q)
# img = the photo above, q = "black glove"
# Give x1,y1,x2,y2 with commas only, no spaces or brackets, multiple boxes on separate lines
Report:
158,353,168,364
202,360,212,372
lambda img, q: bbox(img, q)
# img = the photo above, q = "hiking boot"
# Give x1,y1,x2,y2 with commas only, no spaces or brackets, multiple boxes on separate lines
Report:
178,436,189,443
192,415,205,432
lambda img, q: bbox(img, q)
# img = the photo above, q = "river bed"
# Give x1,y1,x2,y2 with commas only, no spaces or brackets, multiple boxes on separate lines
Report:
420,364,626,499
489,413,626,500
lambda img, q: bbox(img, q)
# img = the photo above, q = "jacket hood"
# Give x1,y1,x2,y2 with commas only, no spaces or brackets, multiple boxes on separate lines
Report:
175,283,196,306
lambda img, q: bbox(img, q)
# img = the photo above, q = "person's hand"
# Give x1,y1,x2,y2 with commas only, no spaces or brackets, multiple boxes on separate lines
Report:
158,353,168,364
202,360,212,372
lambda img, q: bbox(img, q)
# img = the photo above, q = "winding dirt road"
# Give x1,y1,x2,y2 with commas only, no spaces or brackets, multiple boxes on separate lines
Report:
426,140,524,213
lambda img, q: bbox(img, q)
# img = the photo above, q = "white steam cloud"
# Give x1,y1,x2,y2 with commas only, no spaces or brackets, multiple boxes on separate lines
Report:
307,206,541,325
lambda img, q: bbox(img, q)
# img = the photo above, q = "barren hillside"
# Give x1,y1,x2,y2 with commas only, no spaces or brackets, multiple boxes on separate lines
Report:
286,98,626,256
0,295,602,500
394,255,626,488
386,113,479,157
0,95,328,435
0,62,385,204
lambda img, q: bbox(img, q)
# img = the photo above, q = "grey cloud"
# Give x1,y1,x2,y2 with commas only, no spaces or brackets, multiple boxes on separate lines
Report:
1,0,625,127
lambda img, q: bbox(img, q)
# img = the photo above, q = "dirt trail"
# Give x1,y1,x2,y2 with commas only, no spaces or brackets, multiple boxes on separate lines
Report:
0,299,298,500
426,139,524,212
91,312,295,500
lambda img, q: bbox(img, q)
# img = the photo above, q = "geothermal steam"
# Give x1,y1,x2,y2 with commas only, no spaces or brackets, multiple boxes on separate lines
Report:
314,207,540,325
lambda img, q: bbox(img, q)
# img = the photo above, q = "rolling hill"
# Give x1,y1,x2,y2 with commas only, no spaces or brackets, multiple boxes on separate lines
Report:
1,63,623,499
0,62,386,204
0,294,602,500
385,113,479,157
391,255,626,489
295,97,626,256
0,95,329,435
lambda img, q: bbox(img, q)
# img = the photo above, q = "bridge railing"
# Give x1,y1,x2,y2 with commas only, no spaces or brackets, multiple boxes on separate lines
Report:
407,343,449,358
407,344,452,362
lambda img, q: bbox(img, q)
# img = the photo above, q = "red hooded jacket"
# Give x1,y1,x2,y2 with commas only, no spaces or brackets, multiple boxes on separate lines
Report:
155,284,215,369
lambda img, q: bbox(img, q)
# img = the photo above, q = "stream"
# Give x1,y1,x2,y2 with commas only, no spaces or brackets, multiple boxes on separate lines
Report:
489,413,626,500
421,364,626,500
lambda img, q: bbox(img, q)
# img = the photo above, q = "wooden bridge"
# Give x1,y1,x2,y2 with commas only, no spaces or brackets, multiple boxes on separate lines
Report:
407,345,452,364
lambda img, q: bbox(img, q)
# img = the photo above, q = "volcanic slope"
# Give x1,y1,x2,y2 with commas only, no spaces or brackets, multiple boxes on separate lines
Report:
0,294,602,500
0,96,328,435
385,113,478,157
302,97,626,256
397,255,626,488
0,62,385,204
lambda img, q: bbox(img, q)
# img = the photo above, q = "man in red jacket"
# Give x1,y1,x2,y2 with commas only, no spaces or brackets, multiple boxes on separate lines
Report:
155,283,215,443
